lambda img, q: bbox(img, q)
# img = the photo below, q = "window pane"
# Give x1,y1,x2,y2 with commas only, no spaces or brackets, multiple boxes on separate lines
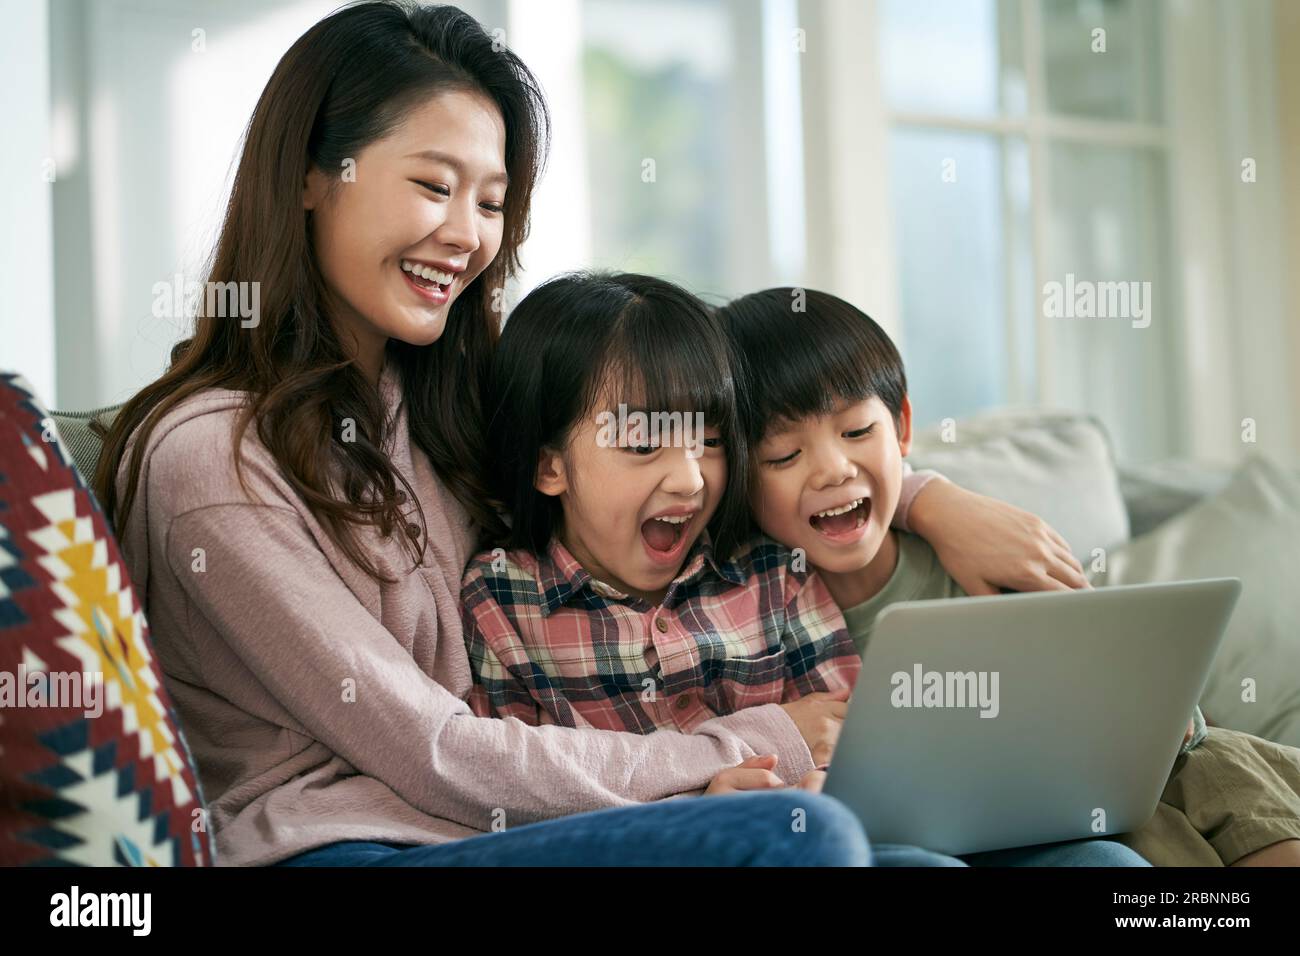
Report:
888,128,1032,423
880,0,1026,117
581,0,731,293
1041,0,1163,122
1043,143,1177,461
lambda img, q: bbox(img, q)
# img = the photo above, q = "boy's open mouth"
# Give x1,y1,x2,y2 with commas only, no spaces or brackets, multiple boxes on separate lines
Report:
641,513,692,557
809,497,870,536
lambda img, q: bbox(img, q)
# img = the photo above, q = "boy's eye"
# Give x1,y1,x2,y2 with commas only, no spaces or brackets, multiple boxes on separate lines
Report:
845,423,876,439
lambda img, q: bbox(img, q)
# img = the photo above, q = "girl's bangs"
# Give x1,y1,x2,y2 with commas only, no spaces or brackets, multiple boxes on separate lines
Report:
580,306,737,430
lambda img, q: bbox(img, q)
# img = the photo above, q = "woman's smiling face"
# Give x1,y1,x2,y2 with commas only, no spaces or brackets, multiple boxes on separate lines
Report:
304,88,508,365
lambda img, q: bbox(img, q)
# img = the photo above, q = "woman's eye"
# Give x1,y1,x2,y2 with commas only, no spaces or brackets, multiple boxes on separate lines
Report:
416,181,450,197
628,444,656,456
480,202,505,215
845,424,876,439
703,436,724,448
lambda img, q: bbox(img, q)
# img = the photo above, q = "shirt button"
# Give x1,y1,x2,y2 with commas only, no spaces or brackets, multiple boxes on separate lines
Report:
406,521,420,539
655,618,669,633
396,491,407,504
676,694,692,711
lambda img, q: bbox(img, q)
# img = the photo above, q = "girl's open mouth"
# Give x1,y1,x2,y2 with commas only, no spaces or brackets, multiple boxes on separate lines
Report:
809,497,870,540
640,513,694,566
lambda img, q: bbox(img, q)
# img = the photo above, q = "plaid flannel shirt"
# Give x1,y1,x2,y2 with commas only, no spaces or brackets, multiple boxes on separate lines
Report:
461,533,861,734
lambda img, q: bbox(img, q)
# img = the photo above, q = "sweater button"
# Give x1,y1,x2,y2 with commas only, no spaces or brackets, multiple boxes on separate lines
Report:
655,618,669,633
396,491,407,504
675,694,692,711
406,521,420,539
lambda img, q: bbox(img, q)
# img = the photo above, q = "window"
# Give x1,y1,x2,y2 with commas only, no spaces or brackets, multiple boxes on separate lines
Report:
880,0,1179,461
509,0,790,304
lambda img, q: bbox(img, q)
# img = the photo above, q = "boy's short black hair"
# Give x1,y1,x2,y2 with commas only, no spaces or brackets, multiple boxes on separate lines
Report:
716,287,908,450
484,271,752,558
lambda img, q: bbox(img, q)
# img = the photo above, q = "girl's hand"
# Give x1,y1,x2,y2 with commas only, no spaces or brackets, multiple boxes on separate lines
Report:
908,478,1089,595
779,689,850,767
704,754,785,795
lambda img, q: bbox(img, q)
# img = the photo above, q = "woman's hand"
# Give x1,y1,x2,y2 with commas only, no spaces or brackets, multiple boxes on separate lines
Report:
704,754,785,795
779,689,850,767
907,478,1089,595
703,757,830,796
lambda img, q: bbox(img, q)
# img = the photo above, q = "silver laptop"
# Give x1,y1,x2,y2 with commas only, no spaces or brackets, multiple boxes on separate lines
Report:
823,577,1241,856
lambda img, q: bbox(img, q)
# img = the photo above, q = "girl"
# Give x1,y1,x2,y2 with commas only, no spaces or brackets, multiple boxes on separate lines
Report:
463,270,1145,866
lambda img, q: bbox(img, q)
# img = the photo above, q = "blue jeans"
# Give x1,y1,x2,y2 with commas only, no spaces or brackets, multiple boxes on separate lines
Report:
274,791,1149,867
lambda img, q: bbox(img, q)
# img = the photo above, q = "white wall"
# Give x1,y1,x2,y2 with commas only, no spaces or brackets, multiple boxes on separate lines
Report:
0,0,56,404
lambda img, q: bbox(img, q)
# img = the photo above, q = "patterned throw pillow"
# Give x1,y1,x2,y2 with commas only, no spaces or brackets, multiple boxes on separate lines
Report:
0,373,214,865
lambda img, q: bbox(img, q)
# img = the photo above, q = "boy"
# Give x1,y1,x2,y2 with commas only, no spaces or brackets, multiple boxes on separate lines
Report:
718,286,1300,866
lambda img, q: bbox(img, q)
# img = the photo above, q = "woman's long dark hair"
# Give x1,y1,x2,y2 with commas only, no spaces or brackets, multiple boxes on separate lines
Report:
484,271,752,559
94,1,547,580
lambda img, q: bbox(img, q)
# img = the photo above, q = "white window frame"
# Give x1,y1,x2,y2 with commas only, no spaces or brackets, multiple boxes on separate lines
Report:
800,0,1295,465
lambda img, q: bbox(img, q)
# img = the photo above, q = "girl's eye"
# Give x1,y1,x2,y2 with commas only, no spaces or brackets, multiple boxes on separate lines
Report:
845,423,876,439
479,202,505,215
703,436,724,449
416,181,450,197
764,450,799,467
628,444,656,456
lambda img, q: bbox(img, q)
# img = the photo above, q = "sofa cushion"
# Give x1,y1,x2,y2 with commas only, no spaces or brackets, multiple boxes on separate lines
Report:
0,373,214,865
909,409,1131,562
48,404,123,489
1095,456,1300,748
1116,460,1234,538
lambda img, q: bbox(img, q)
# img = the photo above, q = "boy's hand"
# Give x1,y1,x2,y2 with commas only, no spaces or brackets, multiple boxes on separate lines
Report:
909,479,1089,595
704,754,785,795
779,689,849,767
1184,718,1196,744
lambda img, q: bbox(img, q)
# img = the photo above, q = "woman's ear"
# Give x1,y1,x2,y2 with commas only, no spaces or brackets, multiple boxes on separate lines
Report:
534,448,568,497
303,165,328,211
896,394,914,457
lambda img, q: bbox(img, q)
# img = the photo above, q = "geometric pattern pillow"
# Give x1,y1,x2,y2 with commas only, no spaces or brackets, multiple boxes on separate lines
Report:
0,372,214,865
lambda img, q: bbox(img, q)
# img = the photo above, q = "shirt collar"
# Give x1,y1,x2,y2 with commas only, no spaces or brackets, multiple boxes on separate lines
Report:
536,530,747,615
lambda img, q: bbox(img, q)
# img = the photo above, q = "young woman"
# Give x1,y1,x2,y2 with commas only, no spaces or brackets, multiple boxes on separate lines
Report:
96,1,1092,867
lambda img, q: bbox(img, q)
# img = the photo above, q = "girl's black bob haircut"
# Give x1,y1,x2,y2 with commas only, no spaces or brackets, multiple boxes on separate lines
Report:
716,286,908,449
483,271,752,558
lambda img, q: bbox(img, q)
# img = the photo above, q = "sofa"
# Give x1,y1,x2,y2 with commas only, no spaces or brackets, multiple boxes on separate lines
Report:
4,374,1297,867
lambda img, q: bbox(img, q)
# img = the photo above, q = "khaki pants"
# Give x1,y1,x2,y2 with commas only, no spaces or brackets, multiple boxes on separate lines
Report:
1120,727,1300,866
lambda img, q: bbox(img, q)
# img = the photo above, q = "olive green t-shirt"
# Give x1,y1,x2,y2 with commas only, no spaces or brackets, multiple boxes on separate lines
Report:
838,531,965,658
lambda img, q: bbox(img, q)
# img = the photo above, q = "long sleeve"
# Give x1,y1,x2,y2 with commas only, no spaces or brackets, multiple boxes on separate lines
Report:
462,592,564,726
780,572,861,702
164,502,812,833
461,555,817,782
894,460,943,533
